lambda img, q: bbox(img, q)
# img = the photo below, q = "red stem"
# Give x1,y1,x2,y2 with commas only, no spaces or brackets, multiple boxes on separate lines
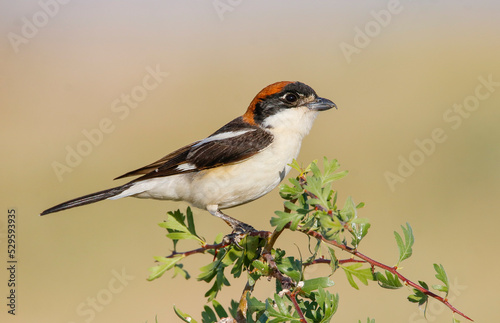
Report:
167,241,228,258
287,290,307,323
304,229,473,322
304,258,365,267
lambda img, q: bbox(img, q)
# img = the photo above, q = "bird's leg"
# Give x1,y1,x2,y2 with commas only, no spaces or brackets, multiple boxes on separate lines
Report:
207,205,255,247
207,205,255,232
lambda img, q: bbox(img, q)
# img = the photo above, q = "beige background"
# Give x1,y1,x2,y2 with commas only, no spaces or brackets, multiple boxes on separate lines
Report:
1,1,499,322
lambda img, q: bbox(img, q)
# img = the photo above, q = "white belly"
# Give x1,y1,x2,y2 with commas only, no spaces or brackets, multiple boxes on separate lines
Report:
120,131,302,210
189,133,302,209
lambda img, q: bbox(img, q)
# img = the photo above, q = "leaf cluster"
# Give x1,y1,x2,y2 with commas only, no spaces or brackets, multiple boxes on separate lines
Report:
146,158,468,323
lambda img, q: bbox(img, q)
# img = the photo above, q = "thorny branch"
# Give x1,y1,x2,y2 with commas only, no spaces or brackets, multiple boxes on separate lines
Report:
296,169,473,322
162,223,471,322
303,228,473,322
157,161,472,322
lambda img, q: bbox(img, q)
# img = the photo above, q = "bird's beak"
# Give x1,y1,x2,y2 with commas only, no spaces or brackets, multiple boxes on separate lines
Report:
307,97,337,111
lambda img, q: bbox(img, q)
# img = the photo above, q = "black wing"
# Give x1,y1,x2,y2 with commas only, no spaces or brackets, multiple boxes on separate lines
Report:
115,117,274,182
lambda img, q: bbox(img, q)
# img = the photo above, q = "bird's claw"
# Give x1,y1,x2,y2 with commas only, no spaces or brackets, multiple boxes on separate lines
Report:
222,223,256,248
234,222,256,235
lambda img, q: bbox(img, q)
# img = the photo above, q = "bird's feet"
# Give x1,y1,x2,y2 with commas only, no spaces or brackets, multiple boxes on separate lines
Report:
223,222,256,248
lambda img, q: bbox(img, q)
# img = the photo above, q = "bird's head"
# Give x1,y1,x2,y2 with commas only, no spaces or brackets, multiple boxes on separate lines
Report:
242,81,336,135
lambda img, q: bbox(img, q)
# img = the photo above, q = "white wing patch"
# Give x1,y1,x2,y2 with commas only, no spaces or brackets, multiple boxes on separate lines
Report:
175,163,197,171
193,129,256,148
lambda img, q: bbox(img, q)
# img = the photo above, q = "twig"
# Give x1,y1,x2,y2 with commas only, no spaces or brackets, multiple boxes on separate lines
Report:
296,173,473,322
262,250,306,321
303,228,473,322
303,257,365,267
165,229,271,259
163,229,275,322
286,290,307,323
235,281,253,323
262,251,294,290
234,222,289,321
264,225,287,253
166,241,228,259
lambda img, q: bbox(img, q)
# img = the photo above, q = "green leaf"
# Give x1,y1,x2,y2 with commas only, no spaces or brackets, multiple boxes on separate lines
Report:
266,295,300,322
310,160,322,178
211,299,228,320
247,296,266,314
356,202,365,209
329,191,338,210
165,232,198,240
252,259,270,275
185,207,197,236
341,263,374,290
321,157,348,185
394,222,414,266
173,305,198,323
276,257,302,283
408,281,429,307
339,196,356,222
197,248,236,301
271,210,303,231
198,261,218,282
201,305,217,323
327,247,339,274
319,215,343,240
159,209,204,244
288,159,305,173
304,177,330,209
204,268,231,301
227,299,240,319
284,200,300,211
274,293,288,314
160,210,187,231
279,178,304,200
375,270,403,289
248,271,261,287
147,255,184,281
301,277,335,293
315,287,339,322
172,264,191,279
198,248,232,282
222,246,243,266
350,218,371,248
432,263,449,297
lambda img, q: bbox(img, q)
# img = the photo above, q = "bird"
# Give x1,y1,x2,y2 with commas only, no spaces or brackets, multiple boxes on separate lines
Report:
40,81,336,233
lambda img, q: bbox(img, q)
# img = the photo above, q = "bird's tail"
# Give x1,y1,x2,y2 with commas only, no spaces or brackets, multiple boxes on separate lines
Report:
40,183,134,216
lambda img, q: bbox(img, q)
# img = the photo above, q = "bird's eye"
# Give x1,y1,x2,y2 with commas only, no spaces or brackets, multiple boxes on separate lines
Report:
283,93,298,103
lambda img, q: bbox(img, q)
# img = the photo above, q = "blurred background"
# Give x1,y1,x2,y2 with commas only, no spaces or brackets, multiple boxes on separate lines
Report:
1,1,499,322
